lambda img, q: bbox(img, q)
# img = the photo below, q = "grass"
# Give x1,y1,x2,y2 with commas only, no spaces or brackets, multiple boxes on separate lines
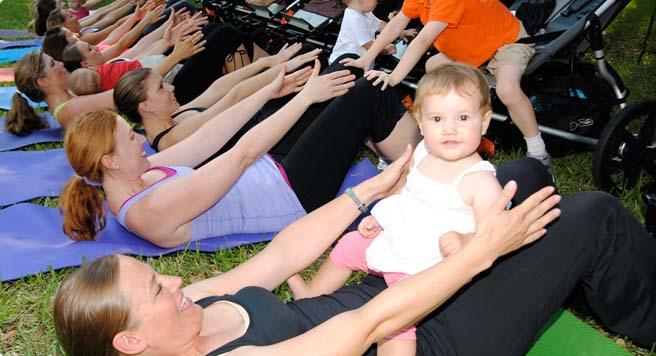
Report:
1,0,655,354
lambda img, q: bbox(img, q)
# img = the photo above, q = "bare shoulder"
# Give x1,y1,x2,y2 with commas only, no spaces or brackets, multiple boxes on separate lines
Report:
459,171,501,206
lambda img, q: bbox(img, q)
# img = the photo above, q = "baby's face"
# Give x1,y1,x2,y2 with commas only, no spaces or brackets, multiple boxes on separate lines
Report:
69,0,84,9
418,90,490,163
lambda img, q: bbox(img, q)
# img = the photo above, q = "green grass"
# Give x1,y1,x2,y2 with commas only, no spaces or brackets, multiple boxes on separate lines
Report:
0,0,33,33
1,0,656,354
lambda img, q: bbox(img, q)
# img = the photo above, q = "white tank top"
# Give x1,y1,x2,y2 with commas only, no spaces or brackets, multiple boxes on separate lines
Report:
366,140,495,275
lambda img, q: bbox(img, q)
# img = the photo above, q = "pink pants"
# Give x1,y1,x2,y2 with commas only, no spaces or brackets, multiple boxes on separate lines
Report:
330,231,416,340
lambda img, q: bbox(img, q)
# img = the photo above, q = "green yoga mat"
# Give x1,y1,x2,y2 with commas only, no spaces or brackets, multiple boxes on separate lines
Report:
528,310,631,356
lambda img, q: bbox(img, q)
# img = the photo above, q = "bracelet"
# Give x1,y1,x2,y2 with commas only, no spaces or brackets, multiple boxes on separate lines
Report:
345,187,368,215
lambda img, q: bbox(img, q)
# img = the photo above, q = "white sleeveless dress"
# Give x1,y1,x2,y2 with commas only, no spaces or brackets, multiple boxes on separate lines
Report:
366,140,496,275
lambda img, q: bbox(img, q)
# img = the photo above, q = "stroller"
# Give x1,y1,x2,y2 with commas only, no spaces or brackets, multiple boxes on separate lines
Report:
386,0,655,197
203,0,655,197
202,0,346,54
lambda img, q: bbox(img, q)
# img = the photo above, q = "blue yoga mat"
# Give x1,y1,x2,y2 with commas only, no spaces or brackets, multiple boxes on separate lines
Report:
0,86,49,110
0,160,378,281
0,143,157,206
0,29,40,39
0,114,62,151
0,46,40,64
0,203,277,281
0,149,72,206
0,38,42,50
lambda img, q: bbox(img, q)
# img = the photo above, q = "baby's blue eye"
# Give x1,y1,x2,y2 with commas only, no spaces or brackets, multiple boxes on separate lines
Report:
432,116,441,122
459,115,469,121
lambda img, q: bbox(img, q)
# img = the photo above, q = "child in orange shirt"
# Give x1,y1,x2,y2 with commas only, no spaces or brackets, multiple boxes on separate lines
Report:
343,0,553,175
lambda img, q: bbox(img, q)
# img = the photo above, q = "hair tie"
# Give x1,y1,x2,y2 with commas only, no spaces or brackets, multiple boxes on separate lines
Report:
15,88,30,102
74,174,103,188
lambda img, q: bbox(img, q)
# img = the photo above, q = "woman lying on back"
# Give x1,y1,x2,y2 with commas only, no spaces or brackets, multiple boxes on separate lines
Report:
59,62,418,248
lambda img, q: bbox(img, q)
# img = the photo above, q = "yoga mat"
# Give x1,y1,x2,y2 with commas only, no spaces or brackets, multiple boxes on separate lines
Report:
0,114,63,152
0,67,13,82
0,29,39,39
0,38,43,50
0,143,157,206
0,159,378,281
528,309,631,355
0,86,49,110
0,203,277,281
0,46,40,64
0,144,374,206
0,149,72,206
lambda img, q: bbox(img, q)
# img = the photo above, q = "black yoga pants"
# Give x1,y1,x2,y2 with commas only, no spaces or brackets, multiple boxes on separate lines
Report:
290,160,656,354
172,23,244,105
280,76,407,212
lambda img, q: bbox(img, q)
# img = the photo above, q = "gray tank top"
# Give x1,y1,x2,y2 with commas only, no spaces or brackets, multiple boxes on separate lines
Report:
115,156,306,241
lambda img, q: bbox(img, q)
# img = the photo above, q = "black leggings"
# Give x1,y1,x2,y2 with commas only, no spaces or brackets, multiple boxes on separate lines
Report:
172,23,245,105
280,77,406,212
290,160,656,354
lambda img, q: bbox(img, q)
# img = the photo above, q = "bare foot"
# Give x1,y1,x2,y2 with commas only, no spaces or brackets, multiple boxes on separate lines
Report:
287,274,311,300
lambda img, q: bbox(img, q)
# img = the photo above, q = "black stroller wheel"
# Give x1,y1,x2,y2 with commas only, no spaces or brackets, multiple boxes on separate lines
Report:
593,99,656,195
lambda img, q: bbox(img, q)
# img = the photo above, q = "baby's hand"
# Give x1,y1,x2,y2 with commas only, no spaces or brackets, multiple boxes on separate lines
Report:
358,215,382,239
439,231,466,258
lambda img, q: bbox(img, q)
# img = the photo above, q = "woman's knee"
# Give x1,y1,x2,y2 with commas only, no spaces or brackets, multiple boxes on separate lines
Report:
497,157,554,205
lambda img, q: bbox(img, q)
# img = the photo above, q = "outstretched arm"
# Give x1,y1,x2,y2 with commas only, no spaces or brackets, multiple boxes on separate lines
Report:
79,17,125,45
180,43,309,110
54,91,114,128
100,5,165,62
365,20,447,90
157,64,313,151
341,11,411,71
137,64,355,246
231,183,561,355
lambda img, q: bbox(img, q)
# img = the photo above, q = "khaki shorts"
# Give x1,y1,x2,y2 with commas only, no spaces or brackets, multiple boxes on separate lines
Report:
486,23,535,75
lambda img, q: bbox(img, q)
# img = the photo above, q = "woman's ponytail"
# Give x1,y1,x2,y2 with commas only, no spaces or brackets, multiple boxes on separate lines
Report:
60,109,118,242
8,51,48,136
6,92,48,136
60,177,106,241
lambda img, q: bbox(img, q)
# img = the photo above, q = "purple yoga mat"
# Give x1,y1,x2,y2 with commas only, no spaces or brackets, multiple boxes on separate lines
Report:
0,86,49,110
0,114,62,152
0,149,72,206
0,29,39,39
0,143,157,206
0,38,43,50
0,203,277,281
0,160,379,281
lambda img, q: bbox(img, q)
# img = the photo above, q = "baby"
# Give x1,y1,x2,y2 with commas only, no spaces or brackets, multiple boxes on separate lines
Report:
328,0,416,65
67,68,100,96
288,63,503,356
68,0,90,20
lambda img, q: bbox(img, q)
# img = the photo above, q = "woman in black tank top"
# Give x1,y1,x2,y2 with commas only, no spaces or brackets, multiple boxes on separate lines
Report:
113,45,322,153
52,153,656,355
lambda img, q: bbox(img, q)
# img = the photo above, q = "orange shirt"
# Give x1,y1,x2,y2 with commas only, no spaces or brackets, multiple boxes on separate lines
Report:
402,0,520,67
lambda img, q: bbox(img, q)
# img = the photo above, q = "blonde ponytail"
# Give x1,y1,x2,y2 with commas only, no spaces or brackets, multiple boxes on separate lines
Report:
7,51,49,136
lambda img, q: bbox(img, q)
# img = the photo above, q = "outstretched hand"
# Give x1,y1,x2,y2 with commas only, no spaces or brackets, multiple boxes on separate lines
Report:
171,31,206,61
364,70,398,91
474,181,561,262
340,56,371,72
367,144,413,201
284,48,322,73
297,60,356,104
271,43,303,66
271,66,313,98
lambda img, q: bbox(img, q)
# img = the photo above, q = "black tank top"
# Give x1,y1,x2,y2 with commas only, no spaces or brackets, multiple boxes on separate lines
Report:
200,276,388,355
200,286,306,355
150,107,206,152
